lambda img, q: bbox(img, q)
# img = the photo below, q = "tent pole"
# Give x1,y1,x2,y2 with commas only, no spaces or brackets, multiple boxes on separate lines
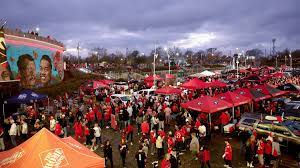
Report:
2,104,5,122
232,106,235,120
209,113,211,131
48,97,50,114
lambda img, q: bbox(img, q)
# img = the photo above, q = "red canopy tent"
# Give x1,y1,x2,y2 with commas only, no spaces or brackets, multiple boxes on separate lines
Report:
208,80,227,88
155,86,182,95
93,81,109,89
215,91,252,107
233,88,254,100
180,96,233,113
265,84,286,97
0,128,105,168
100,79,114,85
180,78,208,90
144,75,163,82
249,85,272,102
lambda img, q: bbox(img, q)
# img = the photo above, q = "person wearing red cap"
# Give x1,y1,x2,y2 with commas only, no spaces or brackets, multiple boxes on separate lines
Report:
223,140,232,168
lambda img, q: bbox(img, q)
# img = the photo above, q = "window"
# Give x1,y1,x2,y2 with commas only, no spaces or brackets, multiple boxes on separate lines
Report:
241,118,257,126
273,126,290,136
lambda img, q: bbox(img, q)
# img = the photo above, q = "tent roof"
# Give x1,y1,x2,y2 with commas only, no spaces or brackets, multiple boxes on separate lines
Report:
233,88,254,100
155,86,182,95
215,91,252,106
5,90,47,104
249,85,272,102
180,78,208,90
208,80,227,88
265,84,286,97
100,79,114,85
0,128,104,168
277,83,300,92
181,96,233,113
200,70,216,76
93,80,109,89
144,75,163,82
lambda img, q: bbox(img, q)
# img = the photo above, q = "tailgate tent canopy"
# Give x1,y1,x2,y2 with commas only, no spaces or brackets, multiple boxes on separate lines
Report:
0,128,104,168
215,91,252,107
181,78,208,90
155,86,182,95
181,96,233,113
5,89,47,104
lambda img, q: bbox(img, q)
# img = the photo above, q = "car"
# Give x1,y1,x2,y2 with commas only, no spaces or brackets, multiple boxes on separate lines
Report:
254,120,300,154
133,89,157,100
113,82,129,90
236,113,264,131
110,94,132,105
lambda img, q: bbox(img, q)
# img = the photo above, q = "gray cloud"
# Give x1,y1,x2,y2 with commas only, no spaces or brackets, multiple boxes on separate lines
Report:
1,0,300,56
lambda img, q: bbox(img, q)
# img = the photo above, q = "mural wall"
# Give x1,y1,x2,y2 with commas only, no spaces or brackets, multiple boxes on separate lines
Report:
0,28,64,88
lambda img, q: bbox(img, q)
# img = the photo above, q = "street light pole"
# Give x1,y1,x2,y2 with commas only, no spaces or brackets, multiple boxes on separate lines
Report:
153,43,158,88
289,50,292,69
236,56,240,78
77,42,80,65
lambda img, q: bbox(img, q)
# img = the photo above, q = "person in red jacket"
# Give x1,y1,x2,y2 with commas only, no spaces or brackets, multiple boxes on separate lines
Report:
141,120,150,135
201,146,211,168
175,126,184,152
264,139,272,167
256,137,265,167
220,112,229,134
54,121,63,138
126,123,134,145
223,140,232,168
160,154,171,168
150,130,157,155
84,123,92,146
73,121,83,140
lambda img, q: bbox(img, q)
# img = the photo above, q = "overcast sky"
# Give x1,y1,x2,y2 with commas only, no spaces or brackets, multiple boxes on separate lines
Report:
2,0,300,56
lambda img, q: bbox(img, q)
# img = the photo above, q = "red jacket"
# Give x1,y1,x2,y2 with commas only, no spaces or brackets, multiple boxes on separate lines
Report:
175,130,183,142
265,141,272,155
55,124,62,136
257,141,265,155
220,112,229,125
126,124,134,133
150,131,156,144
158,130,166,139
84,126,90,136
141,122,149,134
224,144,232,160
161,159,171,168
202,150,210,162
74,122,83,135
167,136,175,148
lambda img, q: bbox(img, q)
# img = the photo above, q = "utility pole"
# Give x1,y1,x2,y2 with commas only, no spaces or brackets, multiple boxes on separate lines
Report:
77,42,80,65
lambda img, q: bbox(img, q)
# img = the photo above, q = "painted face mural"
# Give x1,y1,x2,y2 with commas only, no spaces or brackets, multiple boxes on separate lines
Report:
2,28,64,88
40,55,52,86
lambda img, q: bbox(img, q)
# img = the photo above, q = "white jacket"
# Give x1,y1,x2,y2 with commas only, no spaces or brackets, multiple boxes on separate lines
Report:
21,122,28,134
9,123,17,136
156,136,163,148
50,119,56,131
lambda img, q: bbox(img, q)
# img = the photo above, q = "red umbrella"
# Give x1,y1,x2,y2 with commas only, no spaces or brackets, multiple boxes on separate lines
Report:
215,91,252,107
181,78,208,90
271,72,283,78
180,96,233,113
93,81,109,89
155,86,182,95
208,80,227,88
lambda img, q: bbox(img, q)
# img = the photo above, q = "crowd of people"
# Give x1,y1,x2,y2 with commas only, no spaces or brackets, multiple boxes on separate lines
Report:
0,72,299,168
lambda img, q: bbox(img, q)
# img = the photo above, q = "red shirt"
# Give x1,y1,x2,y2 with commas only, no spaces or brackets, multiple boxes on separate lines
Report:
141,122,149,134
257,141,265,155
180,127,187,137
161,159,171,168
202,150,210,162
167,136,175,148
158,130,166,139
84,126,90,136
195,120,201,129
265,141,272,155
126,124,134,133
224,144,232,160
150,131,156,143
175,130,183,142
220,112,229,125
55,124,62,136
